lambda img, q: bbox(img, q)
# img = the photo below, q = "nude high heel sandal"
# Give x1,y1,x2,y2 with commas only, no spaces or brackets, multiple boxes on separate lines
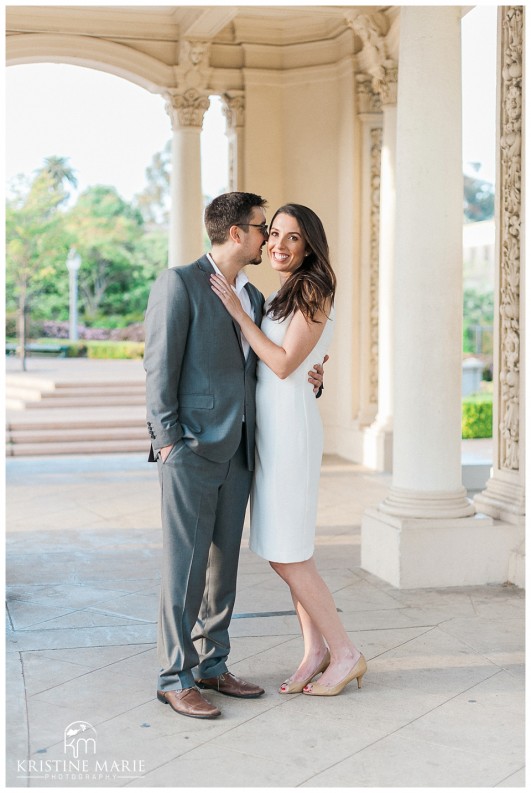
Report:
279,649,331,694
302,653,367,697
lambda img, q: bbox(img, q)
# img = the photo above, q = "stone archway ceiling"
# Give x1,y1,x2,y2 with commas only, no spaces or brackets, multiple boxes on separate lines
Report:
6,6,391,70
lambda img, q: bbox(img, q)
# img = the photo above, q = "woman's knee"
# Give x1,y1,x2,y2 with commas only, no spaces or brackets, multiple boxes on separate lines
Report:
269,559,311,582
270,560,295,582
269,560,285,576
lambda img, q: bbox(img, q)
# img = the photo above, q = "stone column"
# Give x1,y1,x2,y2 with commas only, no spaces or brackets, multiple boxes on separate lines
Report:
347,12,398,470
475,7,525,586
361,6,520,588
164,40,211,267
222,92,245,191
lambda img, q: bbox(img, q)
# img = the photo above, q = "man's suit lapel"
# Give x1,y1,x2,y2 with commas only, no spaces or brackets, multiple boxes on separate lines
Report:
197,257,263,364
245,283,264,328
244,283,264,370
197,255,245,357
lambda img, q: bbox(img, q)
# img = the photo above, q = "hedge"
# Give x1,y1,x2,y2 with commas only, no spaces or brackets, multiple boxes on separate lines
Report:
85,341,144,359
25,338,145,359
462,394,493,439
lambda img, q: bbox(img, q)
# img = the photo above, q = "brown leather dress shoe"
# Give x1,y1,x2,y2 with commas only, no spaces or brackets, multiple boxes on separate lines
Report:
157,687,221,719
196,671,265,699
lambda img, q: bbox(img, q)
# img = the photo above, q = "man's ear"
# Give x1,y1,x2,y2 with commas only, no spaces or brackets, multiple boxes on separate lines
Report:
228,224,242,244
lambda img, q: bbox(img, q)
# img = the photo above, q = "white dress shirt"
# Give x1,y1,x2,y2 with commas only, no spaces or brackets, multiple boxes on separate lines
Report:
207,253,255,360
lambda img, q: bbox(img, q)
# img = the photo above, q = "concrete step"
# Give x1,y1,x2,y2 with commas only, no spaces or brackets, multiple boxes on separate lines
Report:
5,360,149,455
6,438,149,457
6,417,145,432
6,375,146,411
7,395,146,410
7,384,145,400
7,426,148,444
5,374,145,390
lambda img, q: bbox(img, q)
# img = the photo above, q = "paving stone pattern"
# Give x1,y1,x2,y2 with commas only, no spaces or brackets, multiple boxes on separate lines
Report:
6,453,525,788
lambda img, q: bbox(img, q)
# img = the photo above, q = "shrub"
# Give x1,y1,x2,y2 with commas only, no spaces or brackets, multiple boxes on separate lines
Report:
85,341,144,360
31,338,143,359
82,327,113,341
37,319,144,341
64,342,88,357
482,363,493,382
5,313,45,338
5,312,17,337
41,320,74,339
85,313,145,329
109,322,145,342
462,395,493,439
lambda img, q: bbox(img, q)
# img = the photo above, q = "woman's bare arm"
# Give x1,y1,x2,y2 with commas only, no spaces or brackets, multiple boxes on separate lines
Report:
210,273,328,379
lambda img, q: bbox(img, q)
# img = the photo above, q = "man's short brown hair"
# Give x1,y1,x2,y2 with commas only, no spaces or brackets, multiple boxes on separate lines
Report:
204,192,267,245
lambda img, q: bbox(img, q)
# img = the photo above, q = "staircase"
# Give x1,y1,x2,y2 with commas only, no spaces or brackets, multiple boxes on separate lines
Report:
6,365,149,457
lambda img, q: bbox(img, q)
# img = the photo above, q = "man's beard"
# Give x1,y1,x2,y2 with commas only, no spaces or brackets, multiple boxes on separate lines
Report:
248,249,264,265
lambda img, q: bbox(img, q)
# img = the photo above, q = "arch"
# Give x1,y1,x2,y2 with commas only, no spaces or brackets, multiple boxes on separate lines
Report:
6,33,174,95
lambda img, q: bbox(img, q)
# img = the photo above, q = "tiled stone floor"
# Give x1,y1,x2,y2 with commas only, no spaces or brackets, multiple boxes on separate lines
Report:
5,454,525,788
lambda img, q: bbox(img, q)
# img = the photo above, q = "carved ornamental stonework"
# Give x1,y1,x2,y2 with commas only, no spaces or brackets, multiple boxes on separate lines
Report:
222,92,245,129
221,92,245,191
348,12,397,106
165,89,210,129
356,74,382,113
498,6,523,471
164,39,211,129
354,73,382,413
371,63,398,106
369,127,383,404
347,12,389,66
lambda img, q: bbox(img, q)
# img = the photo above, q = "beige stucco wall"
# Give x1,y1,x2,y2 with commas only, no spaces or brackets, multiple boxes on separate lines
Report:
242,60,361,447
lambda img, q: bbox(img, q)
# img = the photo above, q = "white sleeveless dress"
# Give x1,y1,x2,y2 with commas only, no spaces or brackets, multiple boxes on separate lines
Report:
249,295,335,563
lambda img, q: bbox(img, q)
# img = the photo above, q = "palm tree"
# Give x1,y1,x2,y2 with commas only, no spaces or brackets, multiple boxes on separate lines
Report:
41,155,78,190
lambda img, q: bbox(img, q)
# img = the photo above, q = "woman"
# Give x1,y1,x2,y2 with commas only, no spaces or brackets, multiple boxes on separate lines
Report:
210,203,366,696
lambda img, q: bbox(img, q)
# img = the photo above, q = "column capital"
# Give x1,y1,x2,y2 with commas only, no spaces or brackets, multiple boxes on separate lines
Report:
356,73,382,114
222,92,245,129
164,88,210,130
371,62,398,105
347,12,398,105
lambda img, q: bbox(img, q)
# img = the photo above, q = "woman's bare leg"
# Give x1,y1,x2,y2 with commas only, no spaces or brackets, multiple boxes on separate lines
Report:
279,587,328,687
271,557,361,688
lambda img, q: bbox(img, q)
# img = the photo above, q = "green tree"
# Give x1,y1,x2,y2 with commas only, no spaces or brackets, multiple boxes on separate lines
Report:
134,140,171,227
123,229,168,318
65,185,145,320
42,155,78,191
463,287,494,354
6,169,72,369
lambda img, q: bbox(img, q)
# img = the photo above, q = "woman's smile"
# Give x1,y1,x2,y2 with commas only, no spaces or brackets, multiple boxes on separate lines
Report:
267,213,308,280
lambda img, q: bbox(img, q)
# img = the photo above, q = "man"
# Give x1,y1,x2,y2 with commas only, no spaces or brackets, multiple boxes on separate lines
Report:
144,192,324,719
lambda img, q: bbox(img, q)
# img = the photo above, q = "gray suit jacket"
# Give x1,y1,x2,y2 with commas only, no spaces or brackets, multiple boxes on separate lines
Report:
144,255,265,470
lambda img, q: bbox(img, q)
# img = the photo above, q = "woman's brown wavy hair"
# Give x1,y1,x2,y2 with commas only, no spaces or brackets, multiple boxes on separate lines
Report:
267,204,336,323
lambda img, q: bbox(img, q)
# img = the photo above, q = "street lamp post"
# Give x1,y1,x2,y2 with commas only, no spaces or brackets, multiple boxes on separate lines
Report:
66,248,81,341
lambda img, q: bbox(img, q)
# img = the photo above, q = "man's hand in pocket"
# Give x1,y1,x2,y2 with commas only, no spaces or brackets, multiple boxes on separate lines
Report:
160,444,173,462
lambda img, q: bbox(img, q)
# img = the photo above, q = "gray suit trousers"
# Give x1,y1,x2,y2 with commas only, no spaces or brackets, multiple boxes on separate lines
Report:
157,431,253,692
